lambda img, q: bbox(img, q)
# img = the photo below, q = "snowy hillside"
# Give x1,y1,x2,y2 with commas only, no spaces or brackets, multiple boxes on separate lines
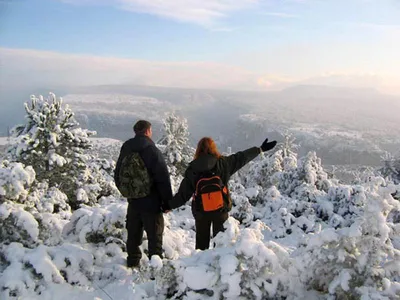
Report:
63,94,172,119
2,85,399,168
57,85,400,169
88,138,123,161
1,93,400,300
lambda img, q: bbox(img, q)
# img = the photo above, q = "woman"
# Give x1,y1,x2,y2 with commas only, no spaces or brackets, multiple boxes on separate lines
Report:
168,137,277,250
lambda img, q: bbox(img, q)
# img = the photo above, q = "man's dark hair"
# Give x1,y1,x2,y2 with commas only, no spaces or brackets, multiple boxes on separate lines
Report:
133,120,152,135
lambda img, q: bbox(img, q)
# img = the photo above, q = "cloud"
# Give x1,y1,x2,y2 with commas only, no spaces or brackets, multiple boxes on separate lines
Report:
261,12,299,18
346,22,400,35
0,47,271,91
298,72,382,88
256,72,399,94
257,77,272,88
1,48,398,95
257,74,293,88
210,26,239,32
62,0,260,27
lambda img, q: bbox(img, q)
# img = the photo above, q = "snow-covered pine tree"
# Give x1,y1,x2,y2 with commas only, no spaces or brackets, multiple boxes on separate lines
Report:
76,156,120,205
240,149,335,237
273,151,331,200
244,132,299,191
380,151,400,184
295,177,400,299
0,160,71,248
276,130,300,159
8,93,95,209
158,113,194,176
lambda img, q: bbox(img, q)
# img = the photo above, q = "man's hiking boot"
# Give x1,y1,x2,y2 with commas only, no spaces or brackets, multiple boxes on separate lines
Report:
127,259,140,268
127,262,140,268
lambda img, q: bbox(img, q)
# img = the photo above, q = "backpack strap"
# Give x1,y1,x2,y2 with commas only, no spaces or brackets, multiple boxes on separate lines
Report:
194,165,225,195
195,175,224,196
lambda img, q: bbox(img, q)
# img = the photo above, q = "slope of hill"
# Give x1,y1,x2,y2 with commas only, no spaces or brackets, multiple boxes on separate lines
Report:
62,84,400,136
2,84,400,168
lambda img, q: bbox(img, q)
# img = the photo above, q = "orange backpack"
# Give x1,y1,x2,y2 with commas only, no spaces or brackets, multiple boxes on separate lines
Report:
194,172,228,212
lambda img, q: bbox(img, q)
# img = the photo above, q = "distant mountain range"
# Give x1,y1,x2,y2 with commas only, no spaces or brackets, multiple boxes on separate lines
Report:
57,83,400,137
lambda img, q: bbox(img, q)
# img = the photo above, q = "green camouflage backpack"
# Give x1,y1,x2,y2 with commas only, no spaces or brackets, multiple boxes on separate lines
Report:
117,152,152,199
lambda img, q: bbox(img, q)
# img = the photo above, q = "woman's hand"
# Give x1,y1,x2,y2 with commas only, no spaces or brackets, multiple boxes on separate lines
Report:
260,138,277,152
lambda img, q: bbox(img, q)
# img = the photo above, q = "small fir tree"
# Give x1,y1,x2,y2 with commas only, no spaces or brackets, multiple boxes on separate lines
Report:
8,93,95,208
158,113,194,175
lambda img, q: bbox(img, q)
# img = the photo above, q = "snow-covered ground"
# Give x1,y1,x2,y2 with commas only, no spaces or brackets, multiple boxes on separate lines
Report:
2,150,400,300
0,202,197,300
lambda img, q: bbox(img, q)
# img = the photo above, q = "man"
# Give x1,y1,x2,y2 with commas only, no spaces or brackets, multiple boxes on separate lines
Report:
114,120,172,268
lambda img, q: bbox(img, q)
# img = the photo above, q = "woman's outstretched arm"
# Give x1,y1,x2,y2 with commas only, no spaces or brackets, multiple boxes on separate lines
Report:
224,138,277,176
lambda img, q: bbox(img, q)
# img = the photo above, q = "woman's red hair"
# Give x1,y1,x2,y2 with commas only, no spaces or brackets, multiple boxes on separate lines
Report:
194,137,221,160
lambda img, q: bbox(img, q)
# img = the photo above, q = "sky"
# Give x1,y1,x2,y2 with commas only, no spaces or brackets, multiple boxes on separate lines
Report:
0,0,400,94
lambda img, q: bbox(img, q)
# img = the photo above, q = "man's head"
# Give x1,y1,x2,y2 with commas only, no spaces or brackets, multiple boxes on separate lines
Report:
133,120,152,138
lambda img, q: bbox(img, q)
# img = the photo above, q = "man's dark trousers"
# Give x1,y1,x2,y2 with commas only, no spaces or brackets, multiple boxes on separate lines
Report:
126,202,164,266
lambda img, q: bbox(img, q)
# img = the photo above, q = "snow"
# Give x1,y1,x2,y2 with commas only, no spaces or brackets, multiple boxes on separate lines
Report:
149,255,163,270
245,187,259,199
49,152,67,167
328,269,351,293
15,208,40,241
219,254,238,275
1,160,399,299
183,266,218,290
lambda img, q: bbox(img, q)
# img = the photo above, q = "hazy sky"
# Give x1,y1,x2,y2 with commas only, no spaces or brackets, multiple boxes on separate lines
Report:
1,0,400,93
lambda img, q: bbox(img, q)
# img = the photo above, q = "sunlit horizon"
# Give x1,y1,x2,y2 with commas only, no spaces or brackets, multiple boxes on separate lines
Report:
0,0,399,95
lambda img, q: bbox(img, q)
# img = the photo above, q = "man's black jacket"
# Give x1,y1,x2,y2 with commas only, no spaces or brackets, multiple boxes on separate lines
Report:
169,146,261,213
114,134,172,213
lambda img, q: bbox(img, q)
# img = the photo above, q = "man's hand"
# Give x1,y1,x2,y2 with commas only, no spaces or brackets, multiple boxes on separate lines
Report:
260,138,277,152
